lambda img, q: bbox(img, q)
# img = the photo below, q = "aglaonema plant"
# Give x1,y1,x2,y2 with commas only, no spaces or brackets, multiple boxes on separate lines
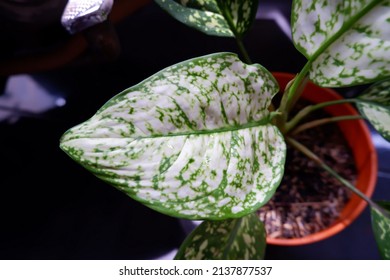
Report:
60,0,390,259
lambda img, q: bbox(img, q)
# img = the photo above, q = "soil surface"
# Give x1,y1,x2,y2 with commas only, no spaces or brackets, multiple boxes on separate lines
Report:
257,101,357,239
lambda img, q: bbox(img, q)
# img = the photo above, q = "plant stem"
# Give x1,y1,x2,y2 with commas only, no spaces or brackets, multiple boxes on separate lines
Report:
283,61,312,111
276,77,295,130
287,75,309,113
277,62,311,132
290,115,364,135
286,137,390,219
305,98,360,113
235,37,252,64
285,98,360,133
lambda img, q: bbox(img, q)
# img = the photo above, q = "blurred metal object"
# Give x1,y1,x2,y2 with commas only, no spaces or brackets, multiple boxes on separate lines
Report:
61,0,114,34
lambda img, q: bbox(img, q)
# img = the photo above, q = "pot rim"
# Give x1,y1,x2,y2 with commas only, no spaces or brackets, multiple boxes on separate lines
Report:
267,72,378,246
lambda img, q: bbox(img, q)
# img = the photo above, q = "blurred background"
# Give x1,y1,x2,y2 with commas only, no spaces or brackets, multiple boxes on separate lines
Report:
0,0,389,259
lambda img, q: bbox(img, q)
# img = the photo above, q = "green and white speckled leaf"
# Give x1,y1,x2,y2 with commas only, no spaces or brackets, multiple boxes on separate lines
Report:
175,213,266,259
357,78,390,141
371,202,390,259
154,0,259,37
292,0,390,87
60,53,285,220
216,0,259,37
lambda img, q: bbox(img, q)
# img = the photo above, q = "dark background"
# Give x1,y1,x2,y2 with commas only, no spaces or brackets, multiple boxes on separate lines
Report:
0,0,389,259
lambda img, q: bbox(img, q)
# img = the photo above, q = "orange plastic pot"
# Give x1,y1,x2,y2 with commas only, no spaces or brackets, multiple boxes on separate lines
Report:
268,72,378,246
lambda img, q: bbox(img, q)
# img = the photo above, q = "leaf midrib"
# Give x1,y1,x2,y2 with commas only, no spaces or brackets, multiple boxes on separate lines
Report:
140,116,271,140
222,217,242,259
62,113,273,145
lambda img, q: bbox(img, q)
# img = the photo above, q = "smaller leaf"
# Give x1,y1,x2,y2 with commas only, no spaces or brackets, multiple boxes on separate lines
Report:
357,78,390,141
292,0,390,87
154,0,259,38
371,202,390,260
175,213,266,260
216,0,259,38
155,0,233,37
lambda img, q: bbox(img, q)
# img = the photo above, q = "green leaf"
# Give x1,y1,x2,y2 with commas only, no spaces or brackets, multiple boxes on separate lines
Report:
357,78,390,141
60,53,285,220
175,213,266,259
154,0,259,37
371,202,390,259
292,0,390,87
216,0,260,38
155,0,231,37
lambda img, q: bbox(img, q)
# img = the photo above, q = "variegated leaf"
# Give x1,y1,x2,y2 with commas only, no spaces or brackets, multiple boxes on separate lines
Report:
292,0,390,87
371,202,390,259
216,0,259,37
154,0,232,36
175,213,266,259
357,78,390,141
154,0,259,37
60,53,285,220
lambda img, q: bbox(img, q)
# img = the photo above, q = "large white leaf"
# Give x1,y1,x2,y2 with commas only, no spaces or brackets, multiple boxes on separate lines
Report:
154,0,259,37
292,0,390,87
60,53,285,220
357,78,390,141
